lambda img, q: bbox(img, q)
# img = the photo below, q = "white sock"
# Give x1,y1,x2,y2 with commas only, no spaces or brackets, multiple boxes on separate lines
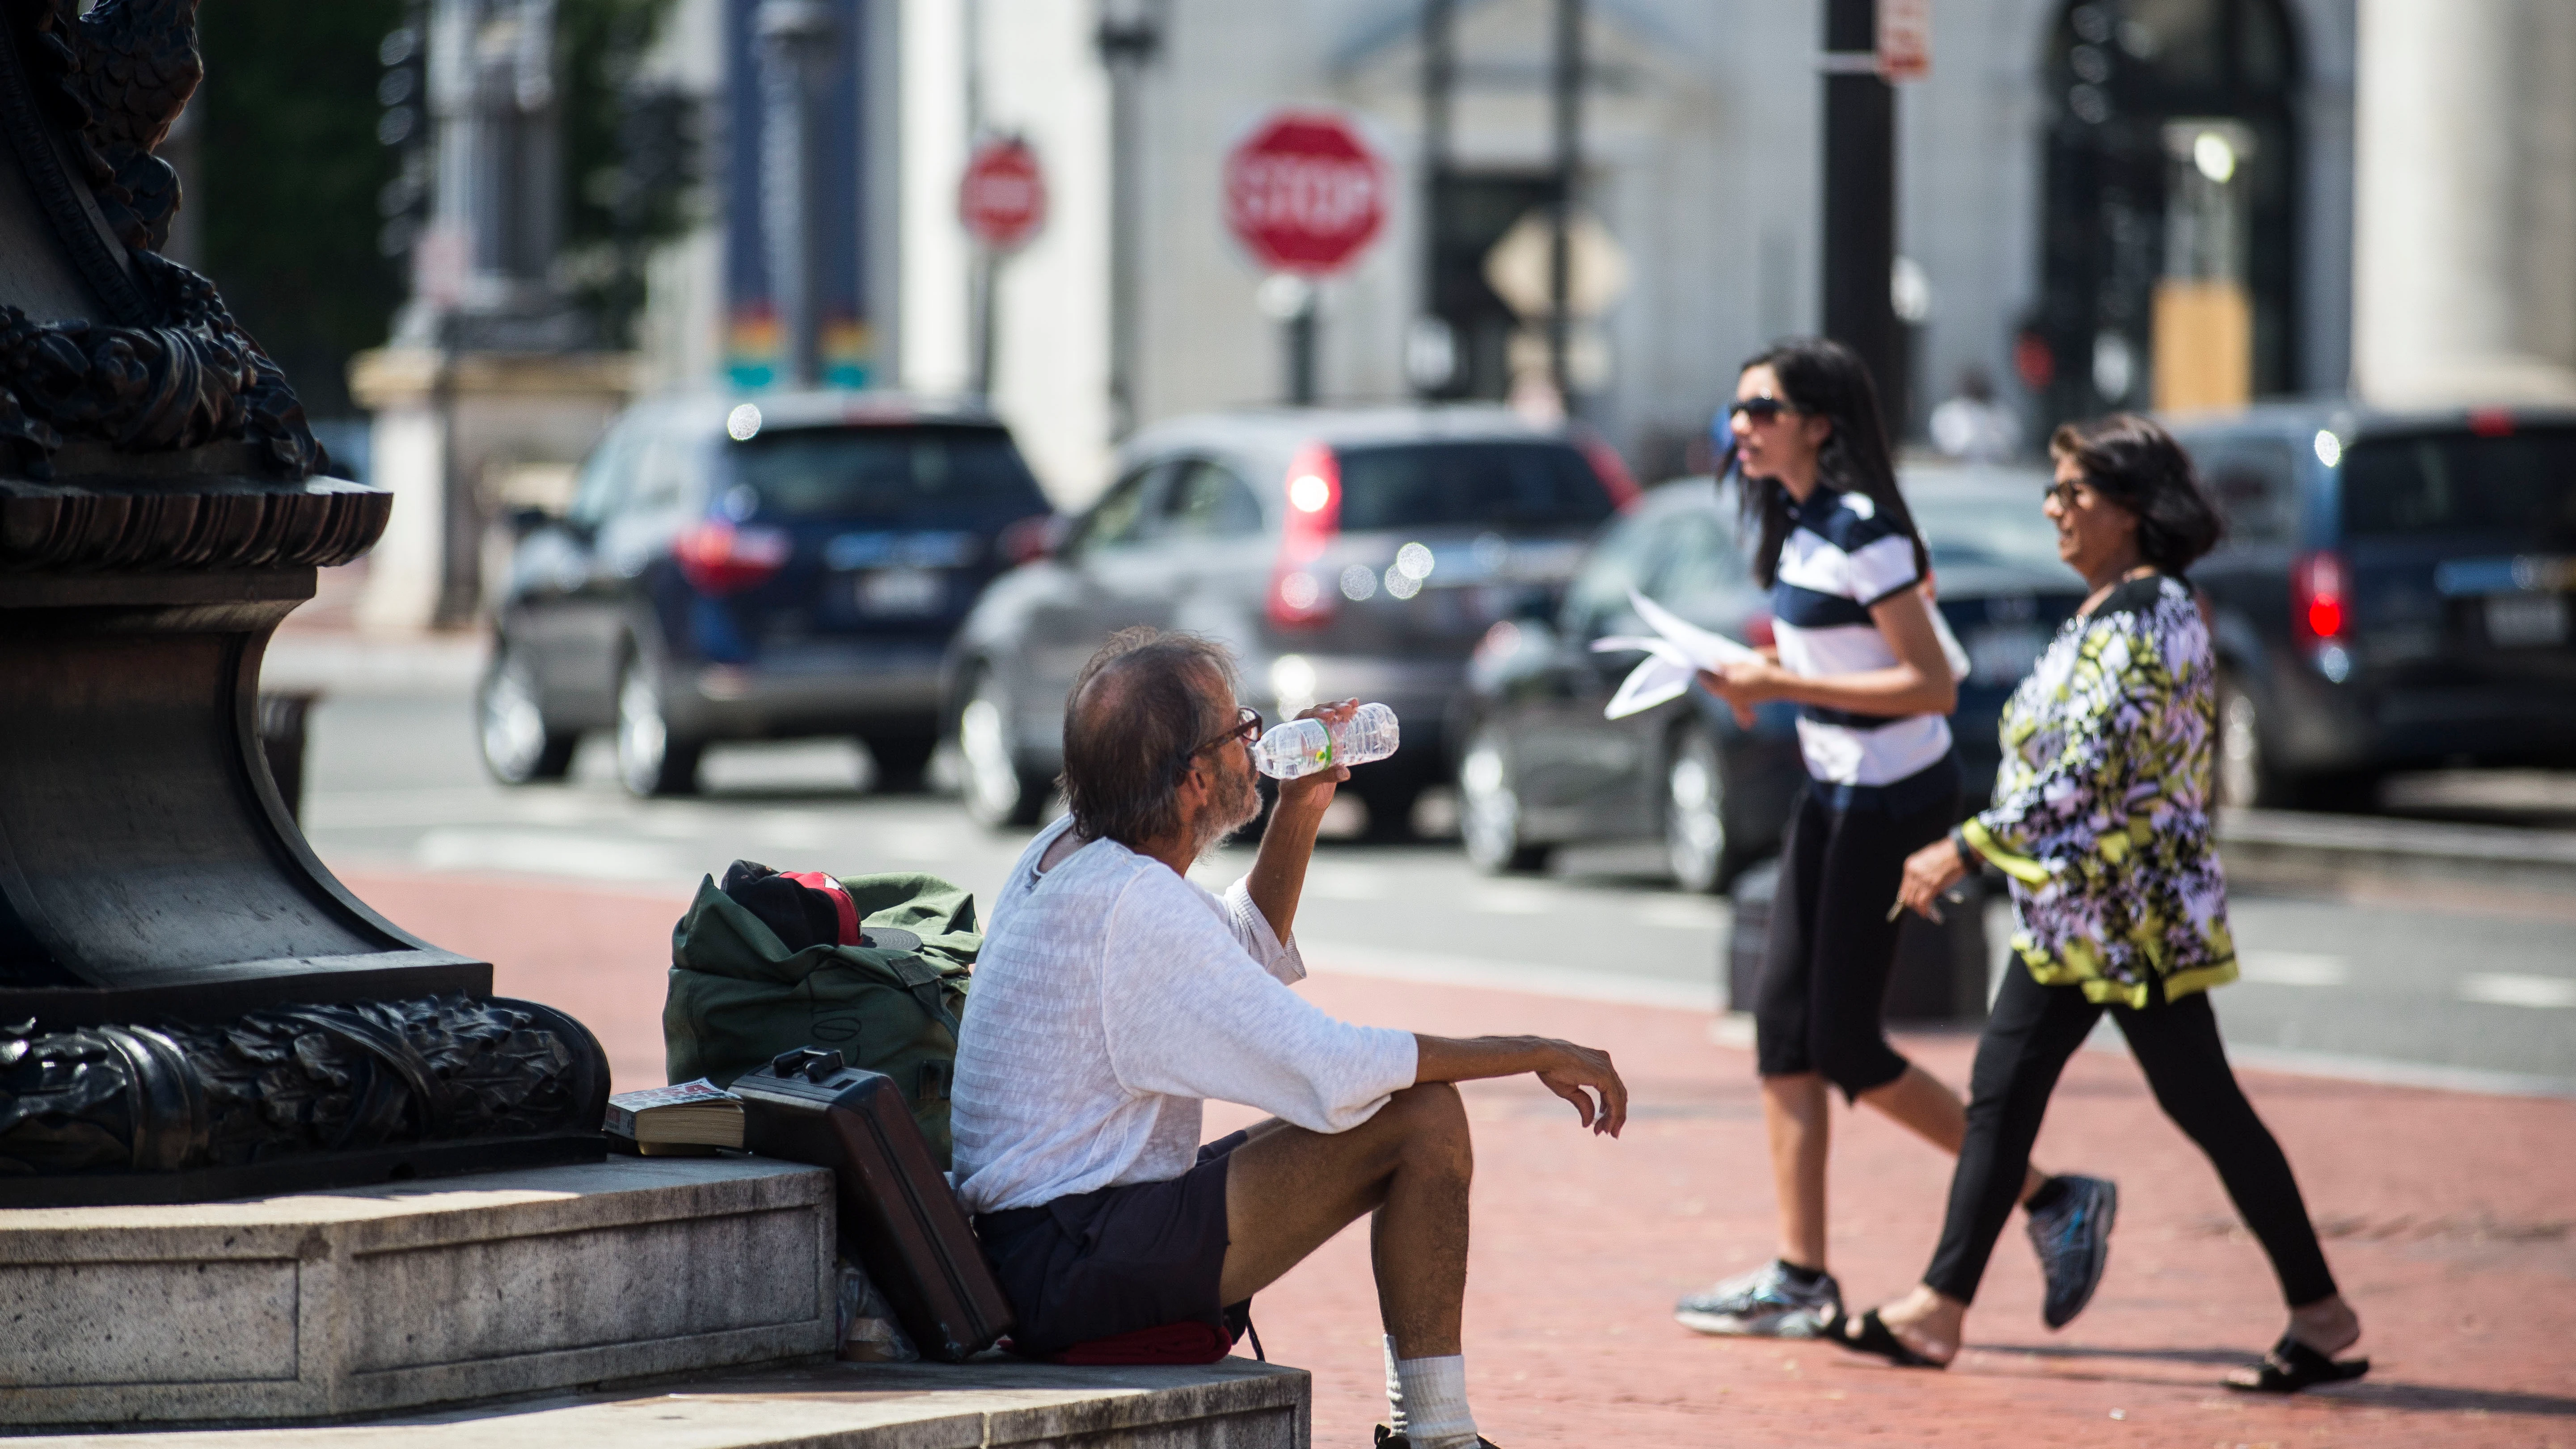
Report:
1384,1336,1478,1448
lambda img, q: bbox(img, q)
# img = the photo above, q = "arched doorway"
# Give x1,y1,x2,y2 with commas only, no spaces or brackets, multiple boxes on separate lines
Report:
2030,0,2300,424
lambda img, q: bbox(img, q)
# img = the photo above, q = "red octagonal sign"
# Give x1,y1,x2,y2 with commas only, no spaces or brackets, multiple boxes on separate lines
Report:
1224,109,1388,277
959,136,1047,251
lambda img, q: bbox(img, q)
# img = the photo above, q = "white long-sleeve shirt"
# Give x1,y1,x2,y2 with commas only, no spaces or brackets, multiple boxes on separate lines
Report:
949,814,1419,1215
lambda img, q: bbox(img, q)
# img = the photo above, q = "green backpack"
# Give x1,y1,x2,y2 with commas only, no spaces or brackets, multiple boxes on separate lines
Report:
664,871,979,1166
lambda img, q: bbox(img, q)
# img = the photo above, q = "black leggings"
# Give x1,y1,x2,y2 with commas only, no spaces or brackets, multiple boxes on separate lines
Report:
1923,963,2338,1308
1753,779,1955,1100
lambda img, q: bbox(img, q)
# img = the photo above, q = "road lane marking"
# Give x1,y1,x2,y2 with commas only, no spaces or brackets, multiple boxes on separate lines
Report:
2236,951,2351,988
2459,973,2576,1009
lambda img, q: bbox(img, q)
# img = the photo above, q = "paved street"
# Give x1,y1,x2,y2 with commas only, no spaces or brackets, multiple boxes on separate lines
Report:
284,655,2576,1095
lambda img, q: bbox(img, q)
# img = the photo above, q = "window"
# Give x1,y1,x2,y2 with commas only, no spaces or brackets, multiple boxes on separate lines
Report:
1333,440,1614,534
566,428,641,527
726,425,1047,521
1065,463,1170,558
1647,508,1749,609
2197,439,2296,544
627,435,699,515
2343,430,2576,547
1159,459,1265,539
1559,509,1662,638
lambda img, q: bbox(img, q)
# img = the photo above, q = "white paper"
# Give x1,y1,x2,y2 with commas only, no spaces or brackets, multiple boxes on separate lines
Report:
1591,593,1761,721
1628,590,1761,669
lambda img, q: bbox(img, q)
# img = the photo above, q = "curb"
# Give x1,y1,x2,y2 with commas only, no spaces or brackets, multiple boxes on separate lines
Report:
2217,806,2576,895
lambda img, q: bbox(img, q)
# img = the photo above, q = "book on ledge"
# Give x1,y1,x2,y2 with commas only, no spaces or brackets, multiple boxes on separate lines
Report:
604,1079,745,1155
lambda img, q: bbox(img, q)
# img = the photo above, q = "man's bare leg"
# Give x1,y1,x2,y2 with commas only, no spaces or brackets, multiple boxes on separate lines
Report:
1218,1082,1473,1358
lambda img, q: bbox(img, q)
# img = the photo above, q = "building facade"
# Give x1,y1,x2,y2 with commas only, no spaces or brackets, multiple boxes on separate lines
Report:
641,0,2363,506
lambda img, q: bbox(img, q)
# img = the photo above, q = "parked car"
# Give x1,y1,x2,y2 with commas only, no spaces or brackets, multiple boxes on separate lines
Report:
480,392,1053,796
942,406,1639,829
1453,463,2086,890
2171,404,2576,806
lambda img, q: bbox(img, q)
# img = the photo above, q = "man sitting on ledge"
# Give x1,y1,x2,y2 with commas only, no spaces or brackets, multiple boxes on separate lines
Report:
951,628,1628,1449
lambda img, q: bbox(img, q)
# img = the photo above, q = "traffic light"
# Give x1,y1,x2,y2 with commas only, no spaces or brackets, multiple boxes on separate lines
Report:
376,9,431,259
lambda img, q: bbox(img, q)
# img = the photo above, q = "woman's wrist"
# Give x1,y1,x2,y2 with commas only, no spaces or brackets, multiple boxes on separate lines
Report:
1949,826,1981,875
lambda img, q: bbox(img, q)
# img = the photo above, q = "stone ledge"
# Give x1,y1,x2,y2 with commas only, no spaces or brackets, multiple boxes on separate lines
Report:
0,1158,837,1426
8,1357,1311,1449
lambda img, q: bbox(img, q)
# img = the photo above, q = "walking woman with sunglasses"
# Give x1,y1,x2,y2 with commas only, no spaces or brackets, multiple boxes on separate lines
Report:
1676,338,2109,1340
1832,414,2364,1393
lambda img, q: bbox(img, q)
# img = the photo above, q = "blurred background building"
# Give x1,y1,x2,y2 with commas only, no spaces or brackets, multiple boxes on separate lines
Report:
177,0,2576,631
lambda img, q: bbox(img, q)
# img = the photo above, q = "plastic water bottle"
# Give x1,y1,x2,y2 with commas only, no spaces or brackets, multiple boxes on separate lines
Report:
1251,703,1401,780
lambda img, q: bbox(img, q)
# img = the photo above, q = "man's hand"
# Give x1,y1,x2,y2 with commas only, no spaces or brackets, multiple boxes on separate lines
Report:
1272,699,1357,818
1411,1034,1629,1139
1534,1039,1628,1137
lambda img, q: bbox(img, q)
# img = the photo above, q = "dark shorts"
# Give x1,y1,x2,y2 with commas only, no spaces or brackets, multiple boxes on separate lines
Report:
1754,763,1958,1100
973,1131,1247,1355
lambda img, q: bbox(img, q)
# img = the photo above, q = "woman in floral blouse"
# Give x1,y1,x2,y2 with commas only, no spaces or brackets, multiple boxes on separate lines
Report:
1831,414,2366,1394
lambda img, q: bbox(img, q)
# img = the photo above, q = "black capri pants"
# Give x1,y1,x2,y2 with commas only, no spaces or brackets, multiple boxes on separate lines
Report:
1753,761,1958,1100
1924,963,2338,1308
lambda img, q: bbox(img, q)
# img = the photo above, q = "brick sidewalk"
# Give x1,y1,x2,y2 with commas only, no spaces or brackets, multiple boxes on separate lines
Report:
343,868,2576,1449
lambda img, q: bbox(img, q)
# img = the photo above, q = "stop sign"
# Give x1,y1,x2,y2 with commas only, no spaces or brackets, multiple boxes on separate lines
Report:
959,136,1046,250
1224,109,1388,276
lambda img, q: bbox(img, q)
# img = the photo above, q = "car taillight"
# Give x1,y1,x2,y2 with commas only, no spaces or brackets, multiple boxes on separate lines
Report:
2292,550,2346,642
1269,441,1340,628
1574,429,1643,510
675,520,792,595
1744,610,1777,649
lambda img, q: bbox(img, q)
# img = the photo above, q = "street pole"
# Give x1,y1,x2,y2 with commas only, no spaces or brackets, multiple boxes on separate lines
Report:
1417,0,1454,400
967,0,997,399
1548,0,1582,407
1820,0,1900,435
1097,0,1163,440
759,0,835,389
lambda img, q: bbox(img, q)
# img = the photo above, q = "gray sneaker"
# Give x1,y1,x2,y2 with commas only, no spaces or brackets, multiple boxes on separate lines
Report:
1675,1259,1841,1338
2026,1174,2118,1329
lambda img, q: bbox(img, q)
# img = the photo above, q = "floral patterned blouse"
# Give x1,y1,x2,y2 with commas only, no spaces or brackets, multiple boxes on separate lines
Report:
1959,573,2239,1008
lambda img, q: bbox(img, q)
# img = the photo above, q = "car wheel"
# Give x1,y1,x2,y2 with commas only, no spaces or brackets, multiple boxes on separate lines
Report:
477,642,576,785
956,667,1048,827
615,652,701,797
1665,724,1729,894
1459,726,1550,874
2215,669,2271,809
864,733,937,794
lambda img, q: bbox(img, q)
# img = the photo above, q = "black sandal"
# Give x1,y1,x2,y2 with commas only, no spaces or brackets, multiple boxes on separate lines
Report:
2225,1335,2369,1394
1830,1308,1949,1370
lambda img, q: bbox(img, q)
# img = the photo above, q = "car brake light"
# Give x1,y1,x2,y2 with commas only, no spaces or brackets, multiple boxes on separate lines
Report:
1269,441,1340,628
1574,429,1642,510
2468,408,2515,438
675,520,792,595
1744,610,1777,649
2292,550,2346,642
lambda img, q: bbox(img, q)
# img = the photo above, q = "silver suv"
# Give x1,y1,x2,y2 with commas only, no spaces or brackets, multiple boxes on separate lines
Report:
942,406,1638,833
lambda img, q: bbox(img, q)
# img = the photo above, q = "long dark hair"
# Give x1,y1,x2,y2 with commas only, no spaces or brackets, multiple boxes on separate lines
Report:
2048,414,2224,575
1732,338,1929,589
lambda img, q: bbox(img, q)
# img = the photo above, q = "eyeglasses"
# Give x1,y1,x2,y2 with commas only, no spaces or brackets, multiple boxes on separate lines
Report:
2043,477,2093,508
1728,397,1795,424
1182,705,1263,766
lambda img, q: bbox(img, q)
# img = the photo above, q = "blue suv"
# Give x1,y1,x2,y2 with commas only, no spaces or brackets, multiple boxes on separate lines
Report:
481,393,1052,795
2171,404,2576,807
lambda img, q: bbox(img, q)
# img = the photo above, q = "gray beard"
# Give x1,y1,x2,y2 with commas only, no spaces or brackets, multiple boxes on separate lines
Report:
1189,769,1263,863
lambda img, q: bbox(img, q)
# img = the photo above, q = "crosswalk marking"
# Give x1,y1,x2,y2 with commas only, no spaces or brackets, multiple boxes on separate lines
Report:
2459,973,2576,1010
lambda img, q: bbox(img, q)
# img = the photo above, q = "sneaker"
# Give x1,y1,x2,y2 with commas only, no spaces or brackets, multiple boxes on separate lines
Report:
1674,1259,1841,1338
1373,1428,1499,1448
2026,1174,2118,1329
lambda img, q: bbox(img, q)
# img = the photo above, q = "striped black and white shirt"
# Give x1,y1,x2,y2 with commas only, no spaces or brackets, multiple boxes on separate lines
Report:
1770,485,1954,807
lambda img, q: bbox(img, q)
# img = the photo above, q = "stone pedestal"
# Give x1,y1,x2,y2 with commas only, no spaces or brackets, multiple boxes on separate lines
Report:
346,348,639,634
0,1157,836,1427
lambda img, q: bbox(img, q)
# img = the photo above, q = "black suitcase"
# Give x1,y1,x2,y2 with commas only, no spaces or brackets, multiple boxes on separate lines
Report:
734,1047,1014,1362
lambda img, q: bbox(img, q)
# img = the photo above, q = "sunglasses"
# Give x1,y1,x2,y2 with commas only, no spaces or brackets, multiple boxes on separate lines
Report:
1182,705,1263,767
1727,397,1796,424
2043,477,2094,508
